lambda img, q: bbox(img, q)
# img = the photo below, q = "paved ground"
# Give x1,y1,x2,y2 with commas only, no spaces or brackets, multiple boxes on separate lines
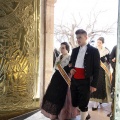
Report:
25,101,111,120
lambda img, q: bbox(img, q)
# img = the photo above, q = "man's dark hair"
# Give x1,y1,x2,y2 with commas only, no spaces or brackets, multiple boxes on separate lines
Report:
98,37,104,43
75,29,87,35
61,42,70,53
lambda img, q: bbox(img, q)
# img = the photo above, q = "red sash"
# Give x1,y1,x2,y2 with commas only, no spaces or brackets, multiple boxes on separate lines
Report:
74,68,85,79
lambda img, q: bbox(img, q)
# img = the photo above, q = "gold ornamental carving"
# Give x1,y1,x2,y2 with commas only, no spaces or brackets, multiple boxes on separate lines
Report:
0,0,40,118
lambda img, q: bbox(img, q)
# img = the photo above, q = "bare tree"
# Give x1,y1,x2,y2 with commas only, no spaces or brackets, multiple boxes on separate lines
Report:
54,11,115,48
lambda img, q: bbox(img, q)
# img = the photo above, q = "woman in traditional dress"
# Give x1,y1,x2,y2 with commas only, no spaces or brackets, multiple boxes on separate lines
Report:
91,37,111,110
41,42,79,120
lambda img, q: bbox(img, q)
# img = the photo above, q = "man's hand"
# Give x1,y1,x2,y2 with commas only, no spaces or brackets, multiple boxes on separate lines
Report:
90,86,97,93
70,69,76,76
112,58,116,62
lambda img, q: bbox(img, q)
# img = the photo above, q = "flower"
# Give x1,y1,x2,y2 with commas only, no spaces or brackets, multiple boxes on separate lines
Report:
56,61,61,65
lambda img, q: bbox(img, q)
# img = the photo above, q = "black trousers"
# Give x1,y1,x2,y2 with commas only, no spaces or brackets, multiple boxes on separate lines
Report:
70,78,90,112
111,70,115,91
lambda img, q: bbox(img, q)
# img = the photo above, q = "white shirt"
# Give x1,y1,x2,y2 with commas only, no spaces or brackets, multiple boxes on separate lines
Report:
75,45,87,68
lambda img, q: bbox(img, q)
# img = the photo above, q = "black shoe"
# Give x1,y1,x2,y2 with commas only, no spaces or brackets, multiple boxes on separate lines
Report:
86,114,91,120
92,106,98,111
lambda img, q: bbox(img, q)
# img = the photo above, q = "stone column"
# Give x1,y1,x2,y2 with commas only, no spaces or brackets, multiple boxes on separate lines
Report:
39,0,45,100
44,0,55,91
114,0,120,119
40,0,56,98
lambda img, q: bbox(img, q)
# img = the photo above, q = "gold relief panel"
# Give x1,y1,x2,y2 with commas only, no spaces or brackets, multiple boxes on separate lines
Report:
0,0,40,119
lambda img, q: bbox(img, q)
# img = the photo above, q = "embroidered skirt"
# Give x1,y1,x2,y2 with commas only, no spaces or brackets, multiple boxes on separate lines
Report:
41,70,68,118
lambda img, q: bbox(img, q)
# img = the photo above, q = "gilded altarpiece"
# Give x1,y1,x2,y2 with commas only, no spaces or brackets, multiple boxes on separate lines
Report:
0,0,40,119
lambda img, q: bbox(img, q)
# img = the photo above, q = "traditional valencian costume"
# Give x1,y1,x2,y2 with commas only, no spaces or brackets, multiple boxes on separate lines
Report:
41,54,79,120
70,44,100,119
91,47,111,104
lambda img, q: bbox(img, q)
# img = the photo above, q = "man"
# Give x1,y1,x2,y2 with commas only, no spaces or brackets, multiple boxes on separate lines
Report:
110,45,117,90
69,29,100,120
107,45,117,118
53,48,60,67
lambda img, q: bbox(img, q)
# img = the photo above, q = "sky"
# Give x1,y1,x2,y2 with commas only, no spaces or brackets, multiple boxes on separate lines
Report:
54,0,118,51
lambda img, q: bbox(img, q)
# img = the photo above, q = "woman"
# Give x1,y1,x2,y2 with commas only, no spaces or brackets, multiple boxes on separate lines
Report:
91,37,111,110
41,42,79,119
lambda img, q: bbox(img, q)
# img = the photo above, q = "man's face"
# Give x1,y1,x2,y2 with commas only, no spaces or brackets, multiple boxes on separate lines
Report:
76,34,87,46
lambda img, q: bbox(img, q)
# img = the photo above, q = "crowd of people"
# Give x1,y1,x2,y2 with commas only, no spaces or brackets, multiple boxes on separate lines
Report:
40,29,117,120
